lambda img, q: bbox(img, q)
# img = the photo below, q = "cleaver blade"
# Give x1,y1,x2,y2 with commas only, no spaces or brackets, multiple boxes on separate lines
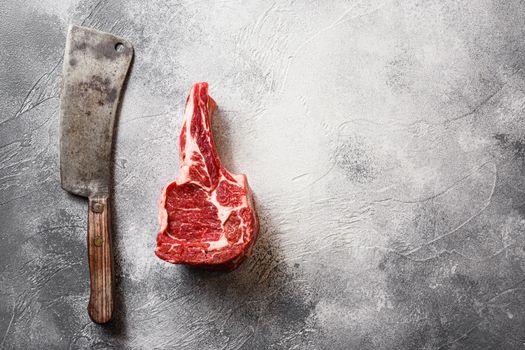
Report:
59,25,133,324
60,25,132,196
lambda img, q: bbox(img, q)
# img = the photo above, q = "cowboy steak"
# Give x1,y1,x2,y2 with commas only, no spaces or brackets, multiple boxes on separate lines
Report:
156,82,259,270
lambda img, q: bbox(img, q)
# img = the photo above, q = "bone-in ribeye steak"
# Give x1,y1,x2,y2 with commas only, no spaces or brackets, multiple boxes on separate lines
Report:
156,82,259,270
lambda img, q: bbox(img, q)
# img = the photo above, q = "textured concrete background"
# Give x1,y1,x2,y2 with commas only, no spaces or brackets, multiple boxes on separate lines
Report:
1,0,525,349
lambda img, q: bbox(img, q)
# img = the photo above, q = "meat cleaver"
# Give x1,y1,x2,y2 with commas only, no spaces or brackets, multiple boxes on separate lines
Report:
59,25,133,323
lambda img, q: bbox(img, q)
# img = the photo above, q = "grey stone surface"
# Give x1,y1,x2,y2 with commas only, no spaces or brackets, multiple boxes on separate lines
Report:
1,0,525,349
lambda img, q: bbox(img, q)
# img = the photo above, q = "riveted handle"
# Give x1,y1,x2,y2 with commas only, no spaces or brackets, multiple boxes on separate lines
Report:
87,195,114,323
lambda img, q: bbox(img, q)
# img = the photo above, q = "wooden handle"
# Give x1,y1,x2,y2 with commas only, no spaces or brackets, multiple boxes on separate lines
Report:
87,195,114,323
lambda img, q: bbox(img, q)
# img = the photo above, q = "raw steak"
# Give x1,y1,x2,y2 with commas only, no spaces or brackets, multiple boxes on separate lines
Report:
156,82,259,270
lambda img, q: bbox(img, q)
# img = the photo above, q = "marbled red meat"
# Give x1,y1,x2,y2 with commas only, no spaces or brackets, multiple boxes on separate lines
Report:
156,82,259,270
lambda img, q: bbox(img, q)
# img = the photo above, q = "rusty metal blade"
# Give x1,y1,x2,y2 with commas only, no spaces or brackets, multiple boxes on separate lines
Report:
59,25,133,197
